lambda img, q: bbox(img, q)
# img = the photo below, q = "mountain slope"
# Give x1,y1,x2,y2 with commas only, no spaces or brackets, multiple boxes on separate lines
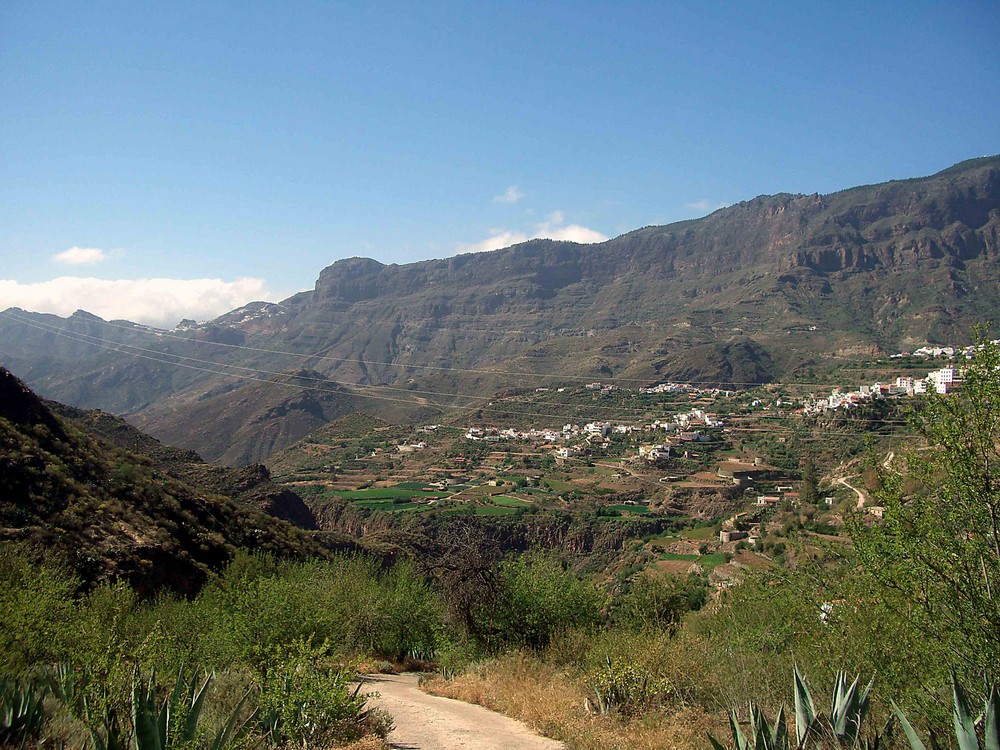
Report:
1,156,998,463
0,368,345,593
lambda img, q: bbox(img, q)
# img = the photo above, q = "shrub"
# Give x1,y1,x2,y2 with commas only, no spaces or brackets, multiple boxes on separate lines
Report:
257,638,376,747
0,543,79,675
613,571,702,634
476,553,603,651
191,553,445,666
586,656,667,717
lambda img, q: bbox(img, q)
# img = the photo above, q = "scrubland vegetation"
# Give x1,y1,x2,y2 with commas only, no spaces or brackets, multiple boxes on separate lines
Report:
3,341,1000,749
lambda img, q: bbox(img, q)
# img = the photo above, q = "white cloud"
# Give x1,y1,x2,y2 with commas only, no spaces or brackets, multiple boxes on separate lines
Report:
53,246,108,265
458,230,531,254
458,212,608,254
684,199,728,213
492,185,524,204
534,211,608,243
0,276,276,329
539,224,609,243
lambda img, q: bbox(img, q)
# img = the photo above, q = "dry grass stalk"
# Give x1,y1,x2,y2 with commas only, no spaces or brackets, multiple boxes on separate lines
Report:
421,653,717,750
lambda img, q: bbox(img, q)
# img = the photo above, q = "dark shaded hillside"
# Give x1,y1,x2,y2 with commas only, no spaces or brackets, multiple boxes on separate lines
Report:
127,368,443,465
50,401,319,528
0,368,346,593
1,156,998,462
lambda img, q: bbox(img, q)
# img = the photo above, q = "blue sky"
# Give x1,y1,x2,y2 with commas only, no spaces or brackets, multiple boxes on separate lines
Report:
1,1,998,326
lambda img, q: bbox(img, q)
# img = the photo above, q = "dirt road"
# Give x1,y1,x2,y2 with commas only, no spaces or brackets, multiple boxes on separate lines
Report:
362,673,565,750
837,476,868,507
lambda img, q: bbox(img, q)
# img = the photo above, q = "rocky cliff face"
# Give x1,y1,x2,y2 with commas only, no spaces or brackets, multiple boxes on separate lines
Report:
2,156,998,462
294,156,998,349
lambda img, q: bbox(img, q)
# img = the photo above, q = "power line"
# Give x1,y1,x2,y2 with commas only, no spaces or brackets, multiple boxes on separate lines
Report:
0,308,936,389
1,310,707,416
0,310,788,418
0,308,928,432
0,309,491,404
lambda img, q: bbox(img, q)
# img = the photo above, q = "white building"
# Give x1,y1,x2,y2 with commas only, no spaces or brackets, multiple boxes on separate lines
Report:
927,366,959,394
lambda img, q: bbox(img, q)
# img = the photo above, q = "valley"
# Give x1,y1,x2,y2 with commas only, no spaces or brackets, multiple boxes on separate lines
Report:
1,156,998,750
261,358,926,589
5,6,999,748
1,156,997,470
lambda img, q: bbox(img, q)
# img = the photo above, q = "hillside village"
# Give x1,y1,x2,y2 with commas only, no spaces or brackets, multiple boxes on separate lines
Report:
257,340,991,592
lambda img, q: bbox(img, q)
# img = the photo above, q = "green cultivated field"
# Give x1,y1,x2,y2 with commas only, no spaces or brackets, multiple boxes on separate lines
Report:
335,487,449,500
660,552,699,562
699,552,727,568
491,495,532,508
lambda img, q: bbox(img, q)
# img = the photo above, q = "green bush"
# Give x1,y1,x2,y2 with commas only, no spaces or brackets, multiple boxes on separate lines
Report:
477,553,603,651
586,656,667,717
257,638,375,747
177,553,445,667
0,544,79,675
613,571,707,633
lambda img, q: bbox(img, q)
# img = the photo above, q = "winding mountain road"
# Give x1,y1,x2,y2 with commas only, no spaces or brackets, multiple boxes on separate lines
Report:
837,476,868,507
363,673,565,750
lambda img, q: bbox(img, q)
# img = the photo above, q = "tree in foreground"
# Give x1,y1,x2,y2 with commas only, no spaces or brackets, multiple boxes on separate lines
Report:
852,334,1000,694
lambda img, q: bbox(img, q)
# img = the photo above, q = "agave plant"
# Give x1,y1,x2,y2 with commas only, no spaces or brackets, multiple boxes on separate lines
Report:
47,663,127,750
131,668,207,750
48,664,258,750
893,676,999,750
132,668,259,750
0,677,48,748
709,703,790,750
709,668,892,750
795,667,883,748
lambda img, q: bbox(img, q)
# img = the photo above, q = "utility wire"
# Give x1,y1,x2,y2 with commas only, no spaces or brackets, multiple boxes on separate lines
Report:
0,309,925,432
0,308,944,389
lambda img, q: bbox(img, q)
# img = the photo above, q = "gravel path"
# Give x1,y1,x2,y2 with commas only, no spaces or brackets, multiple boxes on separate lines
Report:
362,673,565,750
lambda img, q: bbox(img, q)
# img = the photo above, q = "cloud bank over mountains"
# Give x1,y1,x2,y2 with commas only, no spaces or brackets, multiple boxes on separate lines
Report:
0,276,276,329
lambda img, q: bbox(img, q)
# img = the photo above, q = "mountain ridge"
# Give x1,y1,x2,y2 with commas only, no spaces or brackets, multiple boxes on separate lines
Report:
2,155,998,464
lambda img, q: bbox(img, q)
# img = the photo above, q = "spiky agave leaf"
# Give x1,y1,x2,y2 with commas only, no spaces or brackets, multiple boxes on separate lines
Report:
180,670,212,742
730,707,751,750
984,686,999,750
750,704,771,750
794,667,817,749
952,677,979,750
773,704,790,750
830,672,874,747
132,670,164,750
891,700,928,750
207,687,260,750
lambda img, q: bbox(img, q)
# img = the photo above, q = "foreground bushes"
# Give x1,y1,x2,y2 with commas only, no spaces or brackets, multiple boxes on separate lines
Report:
0,546,445,675
0,545,439,748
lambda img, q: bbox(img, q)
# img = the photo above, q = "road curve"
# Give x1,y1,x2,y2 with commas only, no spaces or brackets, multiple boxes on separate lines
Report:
362,672,565,750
